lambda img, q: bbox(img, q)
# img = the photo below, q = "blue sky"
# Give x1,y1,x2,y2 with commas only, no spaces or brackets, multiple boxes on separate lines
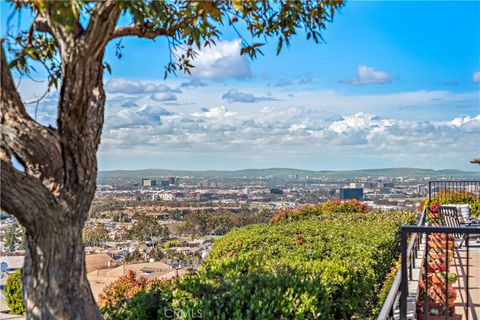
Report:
2,1,480,171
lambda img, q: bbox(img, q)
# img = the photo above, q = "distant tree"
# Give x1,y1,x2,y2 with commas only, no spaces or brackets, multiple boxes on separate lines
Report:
0,1,344,318
112,211,131,223
5,269,25,315
125,249,144,263
83,223,109,247
148,245,164,262
1,224,25,252
127,214,170,242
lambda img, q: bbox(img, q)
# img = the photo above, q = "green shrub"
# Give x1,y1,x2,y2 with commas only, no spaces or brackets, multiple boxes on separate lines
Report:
100,271,174,320
4,269,25,315
162,239,184,248
269,204,323,224
375,258,400,314
101,209,416,319
269,199,370,224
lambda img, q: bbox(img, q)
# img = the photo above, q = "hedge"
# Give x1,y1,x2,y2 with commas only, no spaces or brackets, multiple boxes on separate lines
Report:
269,199,369,224
101,203,416,319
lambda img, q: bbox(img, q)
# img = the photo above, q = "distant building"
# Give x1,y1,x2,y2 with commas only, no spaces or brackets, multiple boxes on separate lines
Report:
142,179,156,187
379,187,391,194
168,177,176,186
349,182,363,188
157,193,174,201
364,182,378,189
197,180,220,188
383,182,395,188
339,188,363,200
270,188,283,195
161,180,169,188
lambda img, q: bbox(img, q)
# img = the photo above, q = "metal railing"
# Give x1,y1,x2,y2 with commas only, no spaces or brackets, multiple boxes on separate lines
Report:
377,208,426,319
428,181,480,202
378,180,480,320
400,226,479,320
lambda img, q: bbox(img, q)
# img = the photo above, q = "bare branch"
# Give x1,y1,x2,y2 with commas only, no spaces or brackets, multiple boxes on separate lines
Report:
0,158,57,229
110,25,174,40
1,44,63,192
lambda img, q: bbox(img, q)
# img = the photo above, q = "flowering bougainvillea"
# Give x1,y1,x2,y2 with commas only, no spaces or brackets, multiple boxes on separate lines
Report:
98,270,151,308
417,190,480,217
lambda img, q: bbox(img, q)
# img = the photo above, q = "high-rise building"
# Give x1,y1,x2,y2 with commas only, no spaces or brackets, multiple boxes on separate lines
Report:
270,188,283,195
161,180,169,188
339,188,363,200
141,179,157,187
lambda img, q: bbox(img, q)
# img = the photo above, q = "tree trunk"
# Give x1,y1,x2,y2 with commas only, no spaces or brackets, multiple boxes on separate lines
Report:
23,216,100,320
0,3,122,319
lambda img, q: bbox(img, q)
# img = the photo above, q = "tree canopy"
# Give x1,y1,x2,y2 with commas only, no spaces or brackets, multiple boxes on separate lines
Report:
4,0,344,89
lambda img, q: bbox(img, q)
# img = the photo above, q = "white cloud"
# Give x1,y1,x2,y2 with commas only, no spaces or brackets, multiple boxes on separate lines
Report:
105,78,181,95
151,92,177,102
179,79,208,88
188,39,251,79
341,65,392,85
191,106,237,118
473,71,480,83
222,88,279,103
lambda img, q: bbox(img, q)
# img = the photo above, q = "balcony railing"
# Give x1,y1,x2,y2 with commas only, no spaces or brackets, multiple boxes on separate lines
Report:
399,226,479,320
428,180,480,202
378,180,480,320
377,208,427,319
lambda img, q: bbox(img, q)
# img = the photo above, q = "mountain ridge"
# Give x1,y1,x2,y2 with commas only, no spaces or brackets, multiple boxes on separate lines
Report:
98,167,480,179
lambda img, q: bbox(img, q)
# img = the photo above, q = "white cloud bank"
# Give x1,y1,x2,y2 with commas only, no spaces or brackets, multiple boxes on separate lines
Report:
98,94,479,170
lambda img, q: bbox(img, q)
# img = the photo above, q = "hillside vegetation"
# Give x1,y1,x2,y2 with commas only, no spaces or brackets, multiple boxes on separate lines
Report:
100,201,416,319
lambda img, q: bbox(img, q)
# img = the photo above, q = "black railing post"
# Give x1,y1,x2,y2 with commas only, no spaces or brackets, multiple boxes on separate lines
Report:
400,227,409,319
466,233,470,320
425,231,429,320
429,181,432,202
445,232,449,320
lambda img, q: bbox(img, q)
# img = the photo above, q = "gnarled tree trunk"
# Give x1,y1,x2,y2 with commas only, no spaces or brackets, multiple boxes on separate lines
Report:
23,222,99,319
0,3,120,319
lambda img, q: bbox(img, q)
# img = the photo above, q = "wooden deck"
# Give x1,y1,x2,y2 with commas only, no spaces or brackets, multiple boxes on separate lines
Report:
453,240,480,320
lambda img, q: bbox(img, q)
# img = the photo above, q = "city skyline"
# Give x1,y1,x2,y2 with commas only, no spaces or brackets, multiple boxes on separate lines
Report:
2,1,480,171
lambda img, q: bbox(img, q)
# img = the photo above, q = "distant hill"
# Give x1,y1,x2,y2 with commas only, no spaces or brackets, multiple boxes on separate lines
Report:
97,167,480,180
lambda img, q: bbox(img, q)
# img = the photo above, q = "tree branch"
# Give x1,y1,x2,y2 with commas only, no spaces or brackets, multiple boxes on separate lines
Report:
110,25,174,40
33,15,54,36
0,158,58,229
1,44,63,193
30,4,84,55
85,0,121,57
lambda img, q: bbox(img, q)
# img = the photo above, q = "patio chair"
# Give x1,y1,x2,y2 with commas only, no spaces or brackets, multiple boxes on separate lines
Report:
439,205,480,248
